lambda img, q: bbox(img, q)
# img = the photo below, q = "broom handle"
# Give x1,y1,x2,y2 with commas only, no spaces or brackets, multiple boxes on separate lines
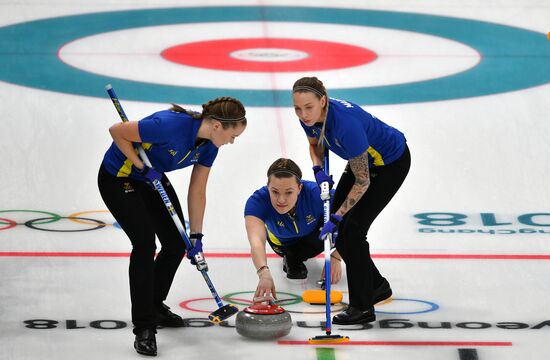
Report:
321,148,332,335
105,84,226,309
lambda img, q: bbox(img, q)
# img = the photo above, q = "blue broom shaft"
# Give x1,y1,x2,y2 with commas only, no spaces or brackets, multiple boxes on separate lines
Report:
201,270,224,308
322,147,332,334
324,227,332,333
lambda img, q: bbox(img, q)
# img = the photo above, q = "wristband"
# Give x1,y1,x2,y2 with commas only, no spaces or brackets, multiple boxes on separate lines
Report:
256,265,269,275
189,232,204,241
330,214,342,225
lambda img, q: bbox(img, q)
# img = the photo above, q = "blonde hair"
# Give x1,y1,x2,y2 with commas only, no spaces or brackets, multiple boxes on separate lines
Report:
170,97,246,129
292,77,329,149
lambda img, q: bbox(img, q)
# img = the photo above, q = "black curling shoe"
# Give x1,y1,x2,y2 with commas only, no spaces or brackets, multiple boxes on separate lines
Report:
157,303,184,327
134,329,157,356
332,306,376,325
374,278,392,304
282,255,307,279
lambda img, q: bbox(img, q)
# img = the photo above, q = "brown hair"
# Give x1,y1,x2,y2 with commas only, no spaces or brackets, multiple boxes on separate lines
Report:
170,97,246,129
292,77,329,149
267,158,302,184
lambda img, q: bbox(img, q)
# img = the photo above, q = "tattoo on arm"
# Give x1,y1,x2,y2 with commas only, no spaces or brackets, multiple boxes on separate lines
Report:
337,150,371,216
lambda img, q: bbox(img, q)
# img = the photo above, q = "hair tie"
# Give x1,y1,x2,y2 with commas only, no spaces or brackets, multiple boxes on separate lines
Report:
210,115,246,122
269,168,302,180
293,85,325,97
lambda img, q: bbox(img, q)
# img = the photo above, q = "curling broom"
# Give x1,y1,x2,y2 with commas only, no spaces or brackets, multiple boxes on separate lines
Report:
308,149,349,344
105,84,238,323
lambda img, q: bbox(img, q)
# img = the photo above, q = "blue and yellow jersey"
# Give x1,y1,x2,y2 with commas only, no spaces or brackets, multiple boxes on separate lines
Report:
300,98,406,167
244,181,323,247
102,109,218,179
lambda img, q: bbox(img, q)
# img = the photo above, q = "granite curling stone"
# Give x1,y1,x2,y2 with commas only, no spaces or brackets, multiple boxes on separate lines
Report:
235,302,292,340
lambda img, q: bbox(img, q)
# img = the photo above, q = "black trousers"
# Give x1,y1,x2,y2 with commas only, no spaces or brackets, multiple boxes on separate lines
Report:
332,145,411,309
97,165,186,333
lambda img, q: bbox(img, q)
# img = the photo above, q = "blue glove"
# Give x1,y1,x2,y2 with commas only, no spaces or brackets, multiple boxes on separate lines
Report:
313,165,334,189
319,214,342,242
134,165,163,187
187,233,204,265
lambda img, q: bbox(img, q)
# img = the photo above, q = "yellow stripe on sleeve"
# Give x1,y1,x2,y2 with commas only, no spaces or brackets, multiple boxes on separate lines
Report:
177,150,192,165
116,159,134,177
367,146,385,166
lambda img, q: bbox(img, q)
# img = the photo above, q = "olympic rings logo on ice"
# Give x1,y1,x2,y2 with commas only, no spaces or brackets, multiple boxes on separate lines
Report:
0,209,192,232
180,291,440,315
0,210,115,232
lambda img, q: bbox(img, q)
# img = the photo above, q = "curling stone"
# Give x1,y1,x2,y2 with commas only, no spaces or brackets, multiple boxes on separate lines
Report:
235,302,292,340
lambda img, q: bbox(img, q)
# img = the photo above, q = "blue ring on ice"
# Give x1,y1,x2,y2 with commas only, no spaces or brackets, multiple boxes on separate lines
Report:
0,6,549,106
375,298,440,315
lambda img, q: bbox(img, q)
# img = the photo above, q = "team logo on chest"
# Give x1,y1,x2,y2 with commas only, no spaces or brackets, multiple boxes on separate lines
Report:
168,149,178,156
306,214,316,225
277,220,285,227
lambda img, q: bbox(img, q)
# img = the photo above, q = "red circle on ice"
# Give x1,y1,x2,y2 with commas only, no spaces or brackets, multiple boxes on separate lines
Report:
161,38,377,72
